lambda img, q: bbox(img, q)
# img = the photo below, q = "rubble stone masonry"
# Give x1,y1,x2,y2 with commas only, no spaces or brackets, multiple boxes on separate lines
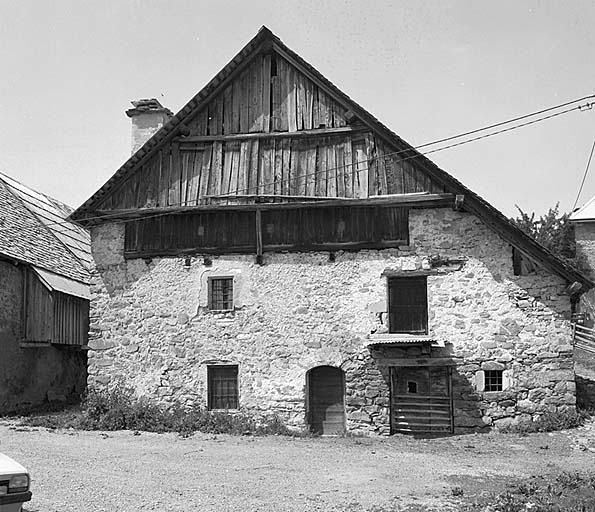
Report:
87,208,575,433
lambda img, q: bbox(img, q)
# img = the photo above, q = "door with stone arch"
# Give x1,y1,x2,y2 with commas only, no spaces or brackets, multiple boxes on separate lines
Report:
307,366,345,435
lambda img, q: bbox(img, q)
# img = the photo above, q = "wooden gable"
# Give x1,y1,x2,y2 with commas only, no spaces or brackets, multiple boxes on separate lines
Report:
95,50,446,212
71,27,593,289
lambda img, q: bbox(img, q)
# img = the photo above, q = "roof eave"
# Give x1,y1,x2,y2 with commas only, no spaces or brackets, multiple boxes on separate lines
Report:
70,27,274,224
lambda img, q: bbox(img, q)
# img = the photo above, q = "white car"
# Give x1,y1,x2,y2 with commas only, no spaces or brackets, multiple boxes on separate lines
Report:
0,453,31,512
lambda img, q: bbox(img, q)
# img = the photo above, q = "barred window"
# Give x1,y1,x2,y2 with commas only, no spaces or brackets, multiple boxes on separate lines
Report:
484,370,503,392
208,365,239,410
208,277,233,311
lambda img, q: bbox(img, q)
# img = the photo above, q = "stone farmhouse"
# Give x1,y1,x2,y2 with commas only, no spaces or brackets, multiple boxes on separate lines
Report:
71,27,592,434
0,172,91,412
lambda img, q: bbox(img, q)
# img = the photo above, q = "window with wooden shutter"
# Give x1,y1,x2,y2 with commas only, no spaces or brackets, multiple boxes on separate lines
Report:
208,365,239,410
388,276,428,334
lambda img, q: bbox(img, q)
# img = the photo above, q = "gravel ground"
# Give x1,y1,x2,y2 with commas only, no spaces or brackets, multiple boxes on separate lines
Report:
1,421,594,512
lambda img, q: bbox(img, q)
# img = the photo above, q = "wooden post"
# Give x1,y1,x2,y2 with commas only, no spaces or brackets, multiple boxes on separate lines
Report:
22,266,28,340
448,367,455,434
255,209,263,264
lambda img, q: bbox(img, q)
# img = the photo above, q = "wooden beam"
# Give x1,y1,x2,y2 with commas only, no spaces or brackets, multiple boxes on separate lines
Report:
375,358,462,367
123,240,410,260
176,126,366,144
92,193,455,220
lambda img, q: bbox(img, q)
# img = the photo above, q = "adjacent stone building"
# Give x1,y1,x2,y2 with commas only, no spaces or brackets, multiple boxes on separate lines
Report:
570,197,595,325
71,27,592,434
0,172,91,412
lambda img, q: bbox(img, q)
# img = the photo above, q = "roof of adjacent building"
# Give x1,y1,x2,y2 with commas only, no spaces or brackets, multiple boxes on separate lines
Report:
70,26,592,290
0,172,91,283
570,195,595,222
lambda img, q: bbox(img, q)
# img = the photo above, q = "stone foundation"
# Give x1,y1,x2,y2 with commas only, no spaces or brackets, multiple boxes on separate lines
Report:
87,208,576,433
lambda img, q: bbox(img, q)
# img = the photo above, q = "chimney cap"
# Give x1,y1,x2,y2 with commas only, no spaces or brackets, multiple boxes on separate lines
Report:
126,98,173,118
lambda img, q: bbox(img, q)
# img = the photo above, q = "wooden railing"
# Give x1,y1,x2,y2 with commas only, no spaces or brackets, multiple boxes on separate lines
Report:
573,323,595,354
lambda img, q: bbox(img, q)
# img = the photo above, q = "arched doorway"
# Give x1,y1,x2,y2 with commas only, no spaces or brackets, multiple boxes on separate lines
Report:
307,366,345,435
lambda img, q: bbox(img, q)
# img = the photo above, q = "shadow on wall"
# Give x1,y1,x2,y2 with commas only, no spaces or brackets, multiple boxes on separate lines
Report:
0,347,87,414
576,375,595,409
367,344,490,438
575,346,595,409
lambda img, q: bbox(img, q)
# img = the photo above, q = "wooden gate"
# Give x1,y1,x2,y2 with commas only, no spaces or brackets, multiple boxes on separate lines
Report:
390,366,453,434
308,366,345,435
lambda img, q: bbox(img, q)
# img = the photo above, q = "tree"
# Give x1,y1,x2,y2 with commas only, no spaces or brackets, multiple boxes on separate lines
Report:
510,203,576,263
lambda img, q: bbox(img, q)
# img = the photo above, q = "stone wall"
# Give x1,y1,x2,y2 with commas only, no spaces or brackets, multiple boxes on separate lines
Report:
0,260,87,412
87,208,575,433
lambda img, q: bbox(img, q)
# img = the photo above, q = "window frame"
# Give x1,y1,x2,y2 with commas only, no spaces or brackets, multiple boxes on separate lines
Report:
208,276,234,311
207,365,239,410
387,276,429,335
484,370,503,392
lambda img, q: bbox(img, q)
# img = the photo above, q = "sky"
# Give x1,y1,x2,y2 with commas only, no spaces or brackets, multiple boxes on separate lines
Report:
0,0,594,218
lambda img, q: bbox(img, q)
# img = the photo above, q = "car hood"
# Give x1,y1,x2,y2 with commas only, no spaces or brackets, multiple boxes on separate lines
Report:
0,453,28,477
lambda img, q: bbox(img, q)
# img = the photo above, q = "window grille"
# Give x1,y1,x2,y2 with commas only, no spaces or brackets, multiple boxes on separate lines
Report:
208,365,239,410
484,370,503,392
388,277,428,334
208,277,233,311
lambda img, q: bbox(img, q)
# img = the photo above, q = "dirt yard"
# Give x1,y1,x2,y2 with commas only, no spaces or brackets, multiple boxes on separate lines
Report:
1,421,595,512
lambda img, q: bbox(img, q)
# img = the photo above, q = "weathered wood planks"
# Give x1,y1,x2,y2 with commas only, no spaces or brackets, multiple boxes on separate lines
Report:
96,52,447,210
98,128,447,209
124,205,409,257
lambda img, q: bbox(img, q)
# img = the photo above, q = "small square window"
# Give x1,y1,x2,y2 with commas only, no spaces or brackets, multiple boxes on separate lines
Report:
208,365,239,410
208,277,233,311
484,370,503,392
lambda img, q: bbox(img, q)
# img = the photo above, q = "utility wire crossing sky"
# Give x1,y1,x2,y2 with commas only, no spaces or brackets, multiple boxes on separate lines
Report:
1,1,594,217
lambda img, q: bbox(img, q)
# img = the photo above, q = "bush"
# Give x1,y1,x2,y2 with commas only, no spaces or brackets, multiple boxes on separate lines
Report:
457,472,595,511
22,385,292,436
499,409,588,434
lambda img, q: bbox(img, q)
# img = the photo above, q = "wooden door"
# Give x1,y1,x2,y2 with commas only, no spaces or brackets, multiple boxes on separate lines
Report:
391,366,453,434
308,366,345,435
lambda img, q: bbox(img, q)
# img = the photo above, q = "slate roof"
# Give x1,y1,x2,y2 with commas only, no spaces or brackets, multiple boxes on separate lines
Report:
0,172,91,283
70,26,593,290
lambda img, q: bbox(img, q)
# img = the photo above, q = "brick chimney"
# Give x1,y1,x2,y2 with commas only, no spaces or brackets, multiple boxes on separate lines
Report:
126,99,173,154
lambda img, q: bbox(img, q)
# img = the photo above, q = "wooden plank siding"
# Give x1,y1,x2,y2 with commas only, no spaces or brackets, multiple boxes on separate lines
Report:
95,52,446,211
53,292,90,345
24,270,89,345
124,206,409,257
25,270,53,342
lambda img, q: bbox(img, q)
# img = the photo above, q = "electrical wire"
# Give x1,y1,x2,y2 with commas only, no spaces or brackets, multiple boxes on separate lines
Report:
572,136,595,211
39,96,595,229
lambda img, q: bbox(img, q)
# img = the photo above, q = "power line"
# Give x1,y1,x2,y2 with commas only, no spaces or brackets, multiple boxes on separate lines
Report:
413,94,595,151
572,136,595,211
42,95,595,229
222,101,593,197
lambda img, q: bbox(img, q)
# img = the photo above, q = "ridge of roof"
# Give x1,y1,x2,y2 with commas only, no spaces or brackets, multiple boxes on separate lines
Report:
0,172,90,283
69,27,592,290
